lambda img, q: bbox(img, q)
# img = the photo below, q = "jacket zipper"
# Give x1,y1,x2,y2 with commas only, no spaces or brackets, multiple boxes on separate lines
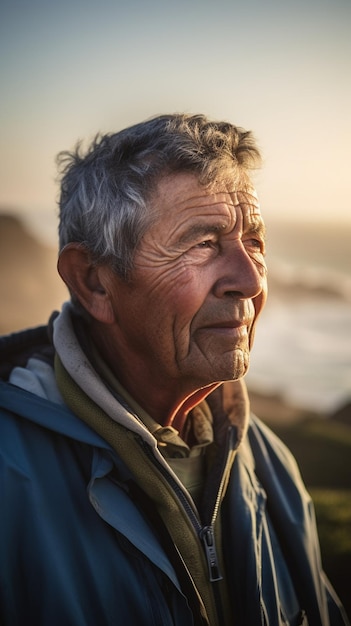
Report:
201,425,238,582
136,426,237,584
199,525,222,582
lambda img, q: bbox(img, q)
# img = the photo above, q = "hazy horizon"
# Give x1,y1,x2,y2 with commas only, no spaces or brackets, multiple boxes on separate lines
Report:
2,210,350,413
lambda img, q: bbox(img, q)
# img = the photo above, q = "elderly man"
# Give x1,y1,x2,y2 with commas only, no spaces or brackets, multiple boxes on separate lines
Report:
0,114,348,625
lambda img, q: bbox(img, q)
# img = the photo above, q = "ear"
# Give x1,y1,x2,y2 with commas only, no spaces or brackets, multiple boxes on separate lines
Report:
57,243,115,324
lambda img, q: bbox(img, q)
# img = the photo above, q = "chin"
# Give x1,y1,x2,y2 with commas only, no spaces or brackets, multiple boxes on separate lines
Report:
221,349,250,381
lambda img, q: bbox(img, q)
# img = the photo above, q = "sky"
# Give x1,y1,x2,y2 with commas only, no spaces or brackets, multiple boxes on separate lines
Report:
1,0,350,242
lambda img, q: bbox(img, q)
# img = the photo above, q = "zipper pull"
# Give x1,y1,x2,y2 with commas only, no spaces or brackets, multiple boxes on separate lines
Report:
200,526,223,582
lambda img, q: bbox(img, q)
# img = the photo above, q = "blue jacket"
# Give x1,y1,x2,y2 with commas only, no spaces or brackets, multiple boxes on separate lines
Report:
0,327,349,625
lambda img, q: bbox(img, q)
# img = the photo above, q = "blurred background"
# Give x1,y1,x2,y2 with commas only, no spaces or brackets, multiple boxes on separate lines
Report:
1,0,350,614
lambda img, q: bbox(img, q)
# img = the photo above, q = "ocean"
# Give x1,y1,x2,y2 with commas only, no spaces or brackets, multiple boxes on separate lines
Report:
246,221,351,415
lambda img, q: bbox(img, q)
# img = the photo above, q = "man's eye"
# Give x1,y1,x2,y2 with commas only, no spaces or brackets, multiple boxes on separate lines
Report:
196,240,214,248
246,238,265,253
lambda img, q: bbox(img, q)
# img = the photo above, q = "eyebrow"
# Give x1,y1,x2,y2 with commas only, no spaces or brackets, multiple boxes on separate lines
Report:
176,219,266,247
246,222,266,240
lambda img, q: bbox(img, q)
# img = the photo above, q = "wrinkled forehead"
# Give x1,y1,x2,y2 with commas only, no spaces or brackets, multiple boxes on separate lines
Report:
150,170,264,230
199,168,263,222
232,189,262,226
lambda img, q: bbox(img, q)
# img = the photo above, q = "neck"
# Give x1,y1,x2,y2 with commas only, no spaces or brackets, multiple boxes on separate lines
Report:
113,365,219,433
170,384,221,434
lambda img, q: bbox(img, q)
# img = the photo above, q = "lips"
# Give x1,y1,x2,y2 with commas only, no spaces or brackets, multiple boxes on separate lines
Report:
203,320,248,329
200,314,254,330
196,315,254,342
199,323,249,339
195,301,256,341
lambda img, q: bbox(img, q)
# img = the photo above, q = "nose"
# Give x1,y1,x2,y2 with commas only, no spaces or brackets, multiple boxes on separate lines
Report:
212,243,266,300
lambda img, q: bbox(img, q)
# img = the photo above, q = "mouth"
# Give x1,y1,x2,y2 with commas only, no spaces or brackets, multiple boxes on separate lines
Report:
198,322,250,339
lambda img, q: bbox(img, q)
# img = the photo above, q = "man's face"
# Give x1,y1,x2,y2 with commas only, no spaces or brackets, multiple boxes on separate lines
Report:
104,172,267,394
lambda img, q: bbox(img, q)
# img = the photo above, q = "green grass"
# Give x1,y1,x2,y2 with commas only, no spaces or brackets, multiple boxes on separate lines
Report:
271,418,351,489
268,418,351,619
311,489,351,557
311,489,351,618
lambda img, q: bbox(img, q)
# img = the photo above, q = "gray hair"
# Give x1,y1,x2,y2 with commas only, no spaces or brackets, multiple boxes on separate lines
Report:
57,113,261,279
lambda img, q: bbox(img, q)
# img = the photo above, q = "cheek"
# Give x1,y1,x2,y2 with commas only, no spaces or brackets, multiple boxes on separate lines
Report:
163,288,205,337
150,264,209,313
